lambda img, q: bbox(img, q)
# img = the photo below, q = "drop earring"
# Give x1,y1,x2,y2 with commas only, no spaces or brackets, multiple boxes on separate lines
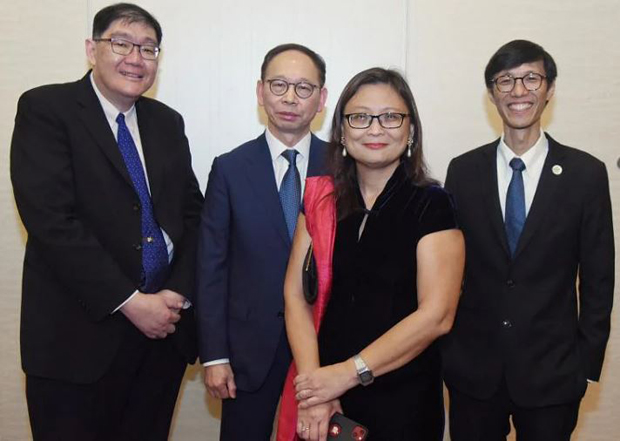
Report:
341,136,347,157
406,137,413,158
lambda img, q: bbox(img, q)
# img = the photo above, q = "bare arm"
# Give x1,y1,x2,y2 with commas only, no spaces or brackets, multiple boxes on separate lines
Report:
295,228,465,408
284,214,321,375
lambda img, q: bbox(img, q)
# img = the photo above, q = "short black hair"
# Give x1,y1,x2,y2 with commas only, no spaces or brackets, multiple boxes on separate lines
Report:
92,3,162,44
484,39,557,90
261,43,326,87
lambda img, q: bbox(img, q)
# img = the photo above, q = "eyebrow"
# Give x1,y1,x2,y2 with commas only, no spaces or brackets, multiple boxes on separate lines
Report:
268,76,317,84
346,106,407,113
108,32,158,45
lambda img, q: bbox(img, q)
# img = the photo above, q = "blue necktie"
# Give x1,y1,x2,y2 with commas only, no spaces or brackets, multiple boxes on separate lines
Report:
505,158,526,257
116,113,169,292
279,149,301,240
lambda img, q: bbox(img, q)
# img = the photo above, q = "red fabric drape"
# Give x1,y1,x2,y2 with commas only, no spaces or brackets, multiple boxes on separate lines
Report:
276,176,336,441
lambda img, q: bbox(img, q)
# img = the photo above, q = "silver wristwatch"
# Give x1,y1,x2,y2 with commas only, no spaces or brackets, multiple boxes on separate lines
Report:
353,354,374,386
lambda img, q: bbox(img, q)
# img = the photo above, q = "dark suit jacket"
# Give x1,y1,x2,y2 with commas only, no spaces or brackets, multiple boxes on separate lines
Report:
442,133,614,407
10,73,204,384
196,133,327,392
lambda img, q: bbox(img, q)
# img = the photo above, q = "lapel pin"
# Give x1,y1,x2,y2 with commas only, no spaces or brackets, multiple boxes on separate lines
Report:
552,164,563,176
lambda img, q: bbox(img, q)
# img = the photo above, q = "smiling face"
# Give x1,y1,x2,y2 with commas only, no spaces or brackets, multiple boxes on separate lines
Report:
86,19,159,112
489,60,555,139
341,83,411,174
257,50,327,146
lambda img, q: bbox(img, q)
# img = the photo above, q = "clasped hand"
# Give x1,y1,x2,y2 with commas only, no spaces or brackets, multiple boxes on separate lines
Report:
121,289,185,339
294,363,354,409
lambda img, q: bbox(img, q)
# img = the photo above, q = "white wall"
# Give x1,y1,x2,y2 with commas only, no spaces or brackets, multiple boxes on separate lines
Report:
1,1,618,440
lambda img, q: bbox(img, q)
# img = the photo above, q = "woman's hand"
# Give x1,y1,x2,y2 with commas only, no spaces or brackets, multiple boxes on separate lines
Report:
296,399,343,441
294,362,357,409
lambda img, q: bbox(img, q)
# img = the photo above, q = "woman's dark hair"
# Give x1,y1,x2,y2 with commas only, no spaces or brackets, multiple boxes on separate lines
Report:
328,67,435,219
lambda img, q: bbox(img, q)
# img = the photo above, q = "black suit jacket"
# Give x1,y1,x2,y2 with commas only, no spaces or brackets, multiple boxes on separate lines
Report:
196,133,327,391
442,134,614,407
10,73,204,384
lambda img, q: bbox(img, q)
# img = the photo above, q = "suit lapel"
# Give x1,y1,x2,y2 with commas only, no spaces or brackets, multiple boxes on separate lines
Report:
513,134,565,258
135,99,166,203
76,74,134,188
244,134,291,246
307,134,326,177
479,141,511,255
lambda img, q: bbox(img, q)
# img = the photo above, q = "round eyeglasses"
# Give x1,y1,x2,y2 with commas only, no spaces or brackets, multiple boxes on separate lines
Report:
344,112,409,129
94,38,160,60
492,72,546,93
266,79,319,99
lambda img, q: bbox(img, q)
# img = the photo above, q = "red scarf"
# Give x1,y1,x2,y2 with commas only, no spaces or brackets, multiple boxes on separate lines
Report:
276,176,336,441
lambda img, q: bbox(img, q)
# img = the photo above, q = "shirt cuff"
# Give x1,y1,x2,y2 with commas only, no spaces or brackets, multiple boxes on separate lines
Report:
203,358,230,367
112,290,139,314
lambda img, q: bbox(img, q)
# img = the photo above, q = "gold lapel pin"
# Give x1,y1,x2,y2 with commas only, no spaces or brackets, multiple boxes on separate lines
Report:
552,165,563,176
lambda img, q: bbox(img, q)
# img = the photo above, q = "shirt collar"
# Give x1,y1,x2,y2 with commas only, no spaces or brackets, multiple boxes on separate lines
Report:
265,127,311,162
498,129,548,170
89,72,136,121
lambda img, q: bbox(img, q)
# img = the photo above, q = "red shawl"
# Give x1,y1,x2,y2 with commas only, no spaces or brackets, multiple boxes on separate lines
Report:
276,176,337,441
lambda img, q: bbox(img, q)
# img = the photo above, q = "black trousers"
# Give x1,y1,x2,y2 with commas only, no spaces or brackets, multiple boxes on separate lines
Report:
26,326,187,441
219,328,292,441
448,378,581,441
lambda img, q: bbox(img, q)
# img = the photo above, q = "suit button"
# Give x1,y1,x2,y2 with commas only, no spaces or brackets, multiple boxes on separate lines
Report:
502,319,512,328
132,203,140,212
133,243,142,251
506,279,515,288
276,311,284,318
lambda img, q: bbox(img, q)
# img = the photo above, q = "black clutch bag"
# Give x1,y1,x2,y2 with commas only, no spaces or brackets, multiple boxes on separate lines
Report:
302,242,318,304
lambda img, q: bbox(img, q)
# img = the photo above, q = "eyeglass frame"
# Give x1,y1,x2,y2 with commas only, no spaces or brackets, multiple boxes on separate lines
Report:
491,72,547,93
265,79,320,99
93,37,161,60
344,112,410,129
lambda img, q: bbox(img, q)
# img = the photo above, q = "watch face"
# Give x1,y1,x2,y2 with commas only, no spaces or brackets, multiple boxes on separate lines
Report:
359,371,374,385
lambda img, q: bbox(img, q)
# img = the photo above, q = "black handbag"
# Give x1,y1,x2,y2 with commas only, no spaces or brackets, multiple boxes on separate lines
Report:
302,242,318,304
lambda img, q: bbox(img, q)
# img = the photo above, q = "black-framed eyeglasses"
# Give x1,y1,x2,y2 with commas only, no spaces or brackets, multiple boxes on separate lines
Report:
344,112,409,129
266,79,319,99
94,38,160,60
492,72,546,93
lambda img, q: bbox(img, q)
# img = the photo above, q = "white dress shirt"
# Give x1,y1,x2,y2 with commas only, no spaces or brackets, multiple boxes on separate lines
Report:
90,74,174,311
496,130,548,220
204,128,312,367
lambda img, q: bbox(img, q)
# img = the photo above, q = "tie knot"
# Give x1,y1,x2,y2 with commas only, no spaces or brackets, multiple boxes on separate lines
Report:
116,113,126,125
510,158,526,172
281,149,299,164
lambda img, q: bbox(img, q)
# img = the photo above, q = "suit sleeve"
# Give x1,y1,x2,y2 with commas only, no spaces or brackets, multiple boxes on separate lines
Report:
577,161,615,381
10,90,136,321
444,159,458,206
195,156,232,363
161,113,204,301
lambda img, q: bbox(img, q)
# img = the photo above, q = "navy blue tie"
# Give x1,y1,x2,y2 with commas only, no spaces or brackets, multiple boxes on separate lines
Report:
279,149,301,240
116,113,169,292
505,158,526,257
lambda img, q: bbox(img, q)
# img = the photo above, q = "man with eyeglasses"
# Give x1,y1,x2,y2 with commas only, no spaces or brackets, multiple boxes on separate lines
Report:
442,39,614,441
10,3,203,440
195,43,328,440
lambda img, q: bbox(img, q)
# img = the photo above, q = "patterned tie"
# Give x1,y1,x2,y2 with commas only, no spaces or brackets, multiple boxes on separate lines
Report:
279,149,301,240
505,157,526,257
116,113,169,292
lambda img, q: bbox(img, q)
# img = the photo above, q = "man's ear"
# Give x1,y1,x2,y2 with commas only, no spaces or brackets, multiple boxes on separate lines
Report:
85,39,97,66
256,80,265,107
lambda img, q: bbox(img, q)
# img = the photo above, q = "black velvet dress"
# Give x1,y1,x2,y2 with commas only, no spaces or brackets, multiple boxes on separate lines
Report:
318,164,457,440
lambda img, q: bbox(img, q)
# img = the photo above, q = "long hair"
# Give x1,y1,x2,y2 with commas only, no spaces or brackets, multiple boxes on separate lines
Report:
328,67,435,219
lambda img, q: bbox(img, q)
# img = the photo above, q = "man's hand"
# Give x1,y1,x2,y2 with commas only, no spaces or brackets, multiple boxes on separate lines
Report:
120,290,185,339
204,363,237,399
